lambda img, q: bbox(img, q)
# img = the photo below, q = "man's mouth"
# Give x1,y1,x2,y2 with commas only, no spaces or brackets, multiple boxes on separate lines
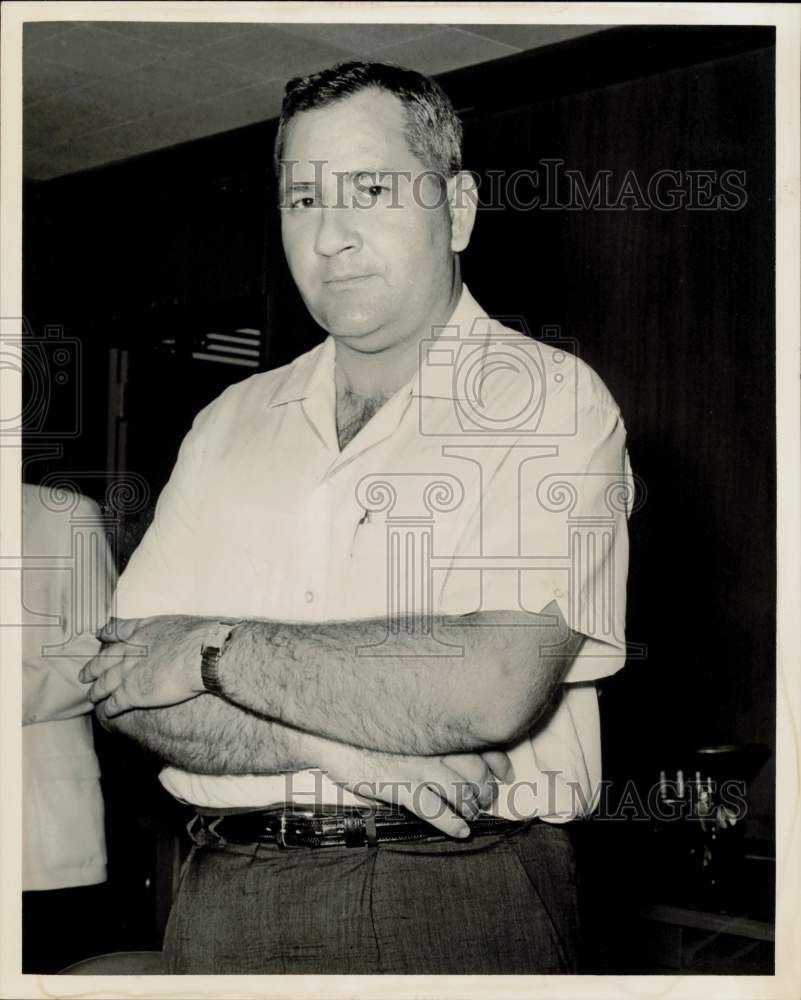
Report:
324,274,373,286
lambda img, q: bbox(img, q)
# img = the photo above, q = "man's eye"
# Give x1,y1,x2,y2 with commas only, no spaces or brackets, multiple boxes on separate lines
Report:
291,196,317,209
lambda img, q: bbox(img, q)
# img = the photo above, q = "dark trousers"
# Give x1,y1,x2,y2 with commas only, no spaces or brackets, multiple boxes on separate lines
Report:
163,821,580,975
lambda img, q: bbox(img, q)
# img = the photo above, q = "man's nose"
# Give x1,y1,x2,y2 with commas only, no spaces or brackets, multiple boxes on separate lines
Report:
314,205,361,257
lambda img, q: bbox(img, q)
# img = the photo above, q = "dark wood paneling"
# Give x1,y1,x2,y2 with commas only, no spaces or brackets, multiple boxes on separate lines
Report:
460,45,775,819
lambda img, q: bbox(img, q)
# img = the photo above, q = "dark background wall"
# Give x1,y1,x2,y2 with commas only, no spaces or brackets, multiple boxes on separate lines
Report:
455,34,776,821
22,25,776,963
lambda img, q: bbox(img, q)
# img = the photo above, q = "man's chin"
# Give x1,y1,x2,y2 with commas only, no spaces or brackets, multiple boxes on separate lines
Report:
320,313,387,346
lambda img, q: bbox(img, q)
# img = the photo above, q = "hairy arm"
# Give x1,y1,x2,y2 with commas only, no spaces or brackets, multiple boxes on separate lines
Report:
217,605,582,753
96,685,513,837
95,692,313,775
89,604,583,756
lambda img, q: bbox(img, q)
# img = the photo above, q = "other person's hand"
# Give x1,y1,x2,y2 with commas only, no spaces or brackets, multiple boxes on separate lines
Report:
79,615,209,715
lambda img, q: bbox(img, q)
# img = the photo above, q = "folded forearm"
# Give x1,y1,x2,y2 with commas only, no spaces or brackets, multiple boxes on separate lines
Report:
96,694,314,775
212,617,481,755
216,609,573,755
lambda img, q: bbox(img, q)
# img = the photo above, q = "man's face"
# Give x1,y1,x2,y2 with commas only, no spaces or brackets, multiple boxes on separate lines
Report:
279,89,458,352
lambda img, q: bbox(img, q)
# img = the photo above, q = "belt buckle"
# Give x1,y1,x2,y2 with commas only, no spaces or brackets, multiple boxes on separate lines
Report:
276,807,379,848
275,810,332,848
276,812,307,849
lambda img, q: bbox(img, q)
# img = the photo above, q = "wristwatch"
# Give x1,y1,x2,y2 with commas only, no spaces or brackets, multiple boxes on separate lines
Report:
200,619,244,695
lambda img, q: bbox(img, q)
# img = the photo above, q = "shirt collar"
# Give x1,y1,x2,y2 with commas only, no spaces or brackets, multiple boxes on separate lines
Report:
267,335,336,408
438,283,494,344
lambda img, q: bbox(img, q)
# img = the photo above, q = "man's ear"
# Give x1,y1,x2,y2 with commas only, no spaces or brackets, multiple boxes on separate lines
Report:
447,171,478,253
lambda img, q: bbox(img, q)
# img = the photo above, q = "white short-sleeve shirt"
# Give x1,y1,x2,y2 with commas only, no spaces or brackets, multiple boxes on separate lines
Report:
115,286,633,821
22,486,114,890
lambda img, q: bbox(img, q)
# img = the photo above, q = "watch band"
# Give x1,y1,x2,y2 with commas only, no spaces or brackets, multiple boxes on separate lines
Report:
200,620,244,695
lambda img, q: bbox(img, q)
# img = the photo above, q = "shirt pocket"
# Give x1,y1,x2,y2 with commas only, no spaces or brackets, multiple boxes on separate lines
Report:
30,751,106,876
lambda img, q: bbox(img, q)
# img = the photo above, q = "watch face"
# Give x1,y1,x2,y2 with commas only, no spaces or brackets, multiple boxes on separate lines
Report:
200,647,224,693
200,621,244,692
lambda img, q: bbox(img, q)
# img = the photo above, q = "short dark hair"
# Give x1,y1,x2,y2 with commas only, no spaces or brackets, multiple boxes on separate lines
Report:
273,60,463,178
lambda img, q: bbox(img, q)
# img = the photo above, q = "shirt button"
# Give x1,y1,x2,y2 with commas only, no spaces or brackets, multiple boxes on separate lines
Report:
304,590,315,604
554,588,565,600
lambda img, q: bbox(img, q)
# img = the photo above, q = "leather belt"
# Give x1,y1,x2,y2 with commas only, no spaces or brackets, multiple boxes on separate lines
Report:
188,804,528,850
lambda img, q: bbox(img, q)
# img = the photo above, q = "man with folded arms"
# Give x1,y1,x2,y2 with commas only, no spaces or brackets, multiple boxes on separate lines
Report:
83,61,632,975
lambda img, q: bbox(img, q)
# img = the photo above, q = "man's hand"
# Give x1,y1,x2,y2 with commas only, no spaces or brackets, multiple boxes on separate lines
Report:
83,607,580,758
315,738,514,839
80,615,208,715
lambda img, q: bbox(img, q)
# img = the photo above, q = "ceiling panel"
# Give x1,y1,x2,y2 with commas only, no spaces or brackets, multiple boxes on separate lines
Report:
23,23,167,74
25,145,96,180
72,74,194,122
116,52,267,104
86,102,236,155
22,21,613,181
370,28,518,76
24,101,123,151
21,22,75,45
192,78,288,132
28,127,145,177
196,24,354,76
458,24,602,48
24,88,130,154
81,20,255,51
23,54,104,107
276,22,447,54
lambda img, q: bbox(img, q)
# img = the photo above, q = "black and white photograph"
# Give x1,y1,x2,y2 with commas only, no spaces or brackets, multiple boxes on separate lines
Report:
1,2,799,996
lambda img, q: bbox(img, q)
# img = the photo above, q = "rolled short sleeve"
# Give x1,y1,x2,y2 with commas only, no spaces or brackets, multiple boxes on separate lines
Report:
436,402,633,684
113,408,210,619
545,407,632,683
